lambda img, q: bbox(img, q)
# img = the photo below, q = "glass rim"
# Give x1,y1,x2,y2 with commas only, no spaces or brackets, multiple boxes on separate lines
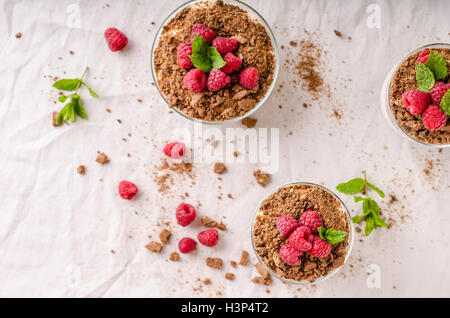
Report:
250,181,355,286
385,42,450,148
150,0,280,125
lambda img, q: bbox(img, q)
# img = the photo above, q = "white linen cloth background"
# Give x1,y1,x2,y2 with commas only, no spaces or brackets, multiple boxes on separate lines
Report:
0,0,449,297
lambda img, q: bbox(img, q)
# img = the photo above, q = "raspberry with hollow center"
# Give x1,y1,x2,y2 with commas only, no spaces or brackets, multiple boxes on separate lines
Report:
402,90,430,115
300,210,323,233
422,105,448,131
104,28,128,52
289,226,313,252
183,69,207,93
221,53,243,74
416,50,430,64
163,142,185,159
118,180,138,200
212,37,238,56
429,82,450,106
206,68,231,92
176,203,196,227
179,237,197,253
197,229,219,247
191,24,215,43
276,215,299,237
308,235,331,258
177,43,193,69
239,67,259,90
279,244,303,266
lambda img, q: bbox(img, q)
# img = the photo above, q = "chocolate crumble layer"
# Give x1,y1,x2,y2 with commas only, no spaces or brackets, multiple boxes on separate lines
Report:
153,0,276,122
389,48,450,144
252,184,351,283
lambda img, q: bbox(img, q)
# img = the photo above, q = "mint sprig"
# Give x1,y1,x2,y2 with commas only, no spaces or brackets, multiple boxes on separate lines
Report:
337,172,389,236
318,227,347,244
425,50,448,81
415,62,435,93
53,67,99,125
189,35,226,73
440,90,450,116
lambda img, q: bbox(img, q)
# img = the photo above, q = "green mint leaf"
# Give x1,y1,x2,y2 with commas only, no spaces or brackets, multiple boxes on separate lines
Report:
81,81,99,98
324,229,347,244
192,35,209,56
352,215,366,223
367,198,380,216
440,90,450,116
53,79,81,91
58,95,67,103
364,216,375,236
373,214,389,228
425,50,448,80
415,62,435,93
354,196,364,202
73,98,87,119
318,226,326,240
336,178,365,194
209,46,226,69
56,100,76,124
190,53,212,73
366,181,385,198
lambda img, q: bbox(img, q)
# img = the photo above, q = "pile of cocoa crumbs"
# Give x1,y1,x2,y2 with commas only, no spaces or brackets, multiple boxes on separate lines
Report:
153,0,275,121
390,48,450,144
252,184,350,282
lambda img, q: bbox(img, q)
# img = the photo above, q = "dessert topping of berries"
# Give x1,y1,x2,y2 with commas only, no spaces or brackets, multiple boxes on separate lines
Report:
422,105,447,131
416,50,430,64
191,24,215,44
429,82,450,106
207,68,231,92
239,67,259,90
299,210,323,233
183,68,207,93
177,43,193,69
276,215,299,237
221,53,242,74
212,37,238,56
401,90,430,115
288,226,313,252
279,244,302,266
308,235,331,258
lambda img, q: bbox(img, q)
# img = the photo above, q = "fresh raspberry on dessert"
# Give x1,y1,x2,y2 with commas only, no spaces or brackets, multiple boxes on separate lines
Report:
118,180,138,200
176,203,196,227
179,237,197,253
401,90,430,115
299,210,323,233
191,24,215,43
308,235,331,258
183,69,207,93
416,50,430,64
279,244,303,266
429,82,450,106
104,27,128,52
221,53,243,74
212,37,238,56
206,68,231,91
276,215,299,237
239,67,259,90
163,142,185,159
177,43,193,69
422,105,448,131
197,229,219,247
288,226,313,252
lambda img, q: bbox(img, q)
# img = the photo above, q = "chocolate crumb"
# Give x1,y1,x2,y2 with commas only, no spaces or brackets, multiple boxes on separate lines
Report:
96,152,110,164
242,117,257,128
230,261,237,268
206,257,223,270
333,29,343,37
239,250,249,266
145,242,164,253
201,216,227,230
159,229,172,244
77,165,86,175
213,162,227,174
170,252,180,261
255,263,270,279
253,170,271,187
203,278,212,285
15,32,22,39
225,273,235,280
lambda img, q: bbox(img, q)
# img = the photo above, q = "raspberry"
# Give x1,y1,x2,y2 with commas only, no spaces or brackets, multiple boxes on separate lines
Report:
104,28,128,52
206,68,231,92
401,90,430,115
163,142,185,159
288,226,313,252
299,210,323,233
429,82,450,106
118,180,138,200
191,24,215,43
221,53,243,74
239,67,259,90
276,215,299,237
197,229,219,247
212,37,238,56
177,43,193,69
279,244,303,266
416,50,430,64
176,203,196,227
308,235,331,258
179,237,197,253
183,69,207,93
422,105,447,131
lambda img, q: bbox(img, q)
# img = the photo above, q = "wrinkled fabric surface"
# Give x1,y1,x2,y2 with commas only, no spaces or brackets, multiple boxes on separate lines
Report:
0,0,449,297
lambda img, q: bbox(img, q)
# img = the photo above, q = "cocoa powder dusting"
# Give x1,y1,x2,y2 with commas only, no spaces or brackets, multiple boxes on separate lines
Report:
295,39,324,99
252,184,350,282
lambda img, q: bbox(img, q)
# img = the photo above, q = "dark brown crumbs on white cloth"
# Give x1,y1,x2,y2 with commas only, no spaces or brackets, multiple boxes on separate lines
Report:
145,242,164,253
213,162,227,174
153,0,275,122
206,257,223,269
389,48,450,144
225,273,235,280
252,184,350,283
77,165,86,175
170,252,180,261
96,152,110,164
253,170,271,187
241,117,257,128
159,229,172,244
239,250,249,266
201,216,227,230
